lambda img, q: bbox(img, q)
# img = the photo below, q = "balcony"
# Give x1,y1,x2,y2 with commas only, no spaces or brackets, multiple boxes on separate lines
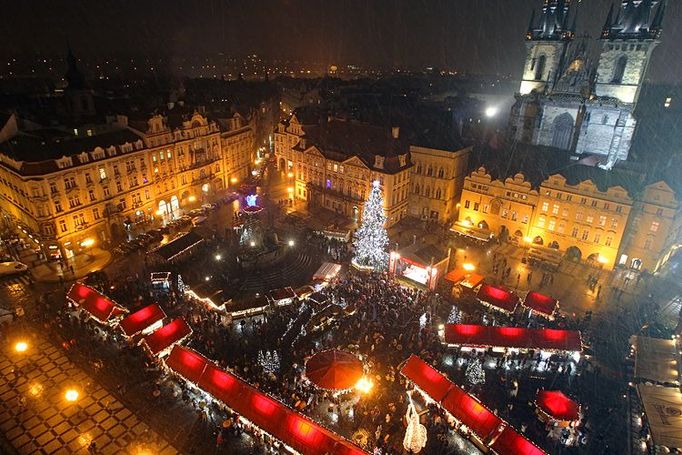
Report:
181,156,220,172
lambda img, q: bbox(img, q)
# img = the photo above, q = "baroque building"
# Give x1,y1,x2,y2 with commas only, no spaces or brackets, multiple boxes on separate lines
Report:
509,0,666,169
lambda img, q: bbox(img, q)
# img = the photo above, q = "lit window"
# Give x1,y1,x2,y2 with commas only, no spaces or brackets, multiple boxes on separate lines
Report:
548,219,556,231
650,221,660,232
541,202,549,212
599,216,606,226
537,216,545,228
664,97,672,108
552,204,559,215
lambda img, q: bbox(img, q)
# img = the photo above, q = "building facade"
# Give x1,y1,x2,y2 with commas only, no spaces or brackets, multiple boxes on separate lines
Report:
0,111,254,260
509,0,666,169
458,166,678,270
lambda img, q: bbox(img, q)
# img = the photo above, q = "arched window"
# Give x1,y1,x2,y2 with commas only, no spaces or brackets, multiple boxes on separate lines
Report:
535,55,547,81
612,55,627,84
425,186,431,198
427,166,433,177
438,167,444,178
416,163,422,174
435,188,442,199
551,112,574,150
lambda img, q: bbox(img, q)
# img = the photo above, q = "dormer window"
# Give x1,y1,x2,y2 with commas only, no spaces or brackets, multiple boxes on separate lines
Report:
374,156,385,169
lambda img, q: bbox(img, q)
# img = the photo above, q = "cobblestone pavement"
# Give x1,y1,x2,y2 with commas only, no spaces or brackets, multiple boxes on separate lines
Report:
0,332,177,455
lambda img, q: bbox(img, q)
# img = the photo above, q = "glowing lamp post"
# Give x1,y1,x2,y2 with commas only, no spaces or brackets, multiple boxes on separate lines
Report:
355,377,373,395
64,389,80,403
14,341,28,353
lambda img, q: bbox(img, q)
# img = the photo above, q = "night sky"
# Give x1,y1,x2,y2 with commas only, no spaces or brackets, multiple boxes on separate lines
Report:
3,0,680,82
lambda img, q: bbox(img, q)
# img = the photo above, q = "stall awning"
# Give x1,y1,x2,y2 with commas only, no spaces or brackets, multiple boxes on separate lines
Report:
477,284,519,313
400,355,454,403
165,345,209,385
535,390,580,422
445,324,582,353
67,282,127,324
152,231,204,261
119,304,166,337
444,269,485,288
441,385,504,443
142,318,192,355
165,346,368,455
450,223,492,241
523,292,558,318
638,385,682,449
313,262,342,281
490,426,547,455
269,287,296,302
633,336,680,385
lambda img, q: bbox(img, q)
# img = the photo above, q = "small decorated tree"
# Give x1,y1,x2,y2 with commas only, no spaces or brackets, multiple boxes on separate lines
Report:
465,358,485,386
447,306,462,324
352,181,389,270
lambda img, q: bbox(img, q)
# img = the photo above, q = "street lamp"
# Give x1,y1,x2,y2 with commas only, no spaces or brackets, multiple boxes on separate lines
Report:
215,254,222,261
355,377,373,394
485,106,498,118
288,240,295,247
188,195,197,203
14,341,28,353
64,389,80,402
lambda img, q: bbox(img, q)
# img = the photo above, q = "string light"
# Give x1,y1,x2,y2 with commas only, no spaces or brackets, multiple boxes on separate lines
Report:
403,395,427,453
352,180,389,270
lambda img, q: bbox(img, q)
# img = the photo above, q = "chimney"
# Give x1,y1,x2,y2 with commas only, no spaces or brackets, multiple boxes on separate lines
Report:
391,126,400,139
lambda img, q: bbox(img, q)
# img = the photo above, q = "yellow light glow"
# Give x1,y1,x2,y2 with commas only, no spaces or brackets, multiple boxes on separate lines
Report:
230,177,238,184
597,255,608,264
523,236,532,243
155,209,165,216
250,241,256,247
355,377,374,394
77,433,92,447
65,389,80,402
14,341,28,353
287,172,294,178
29,383,43,397
80,238,95,248
462,263,475,272
188,195,197,203
461,219,472,227
287,187,294,193
288,240,295,247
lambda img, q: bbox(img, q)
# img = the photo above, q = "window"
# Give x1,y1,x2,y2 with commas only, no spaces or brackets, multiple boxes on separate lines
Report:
502,209,509,219
537,216,546,228
511,211,517,221
64,177,76,189
548,219,556,231
664,97,673,108
438,168,444,178
89,190,96,202
68,196,81,209
580,197,587,205
482,204,489,214
59,219,67,233
464,200,470,209
611,218,618,229
656,208,664,216
552,204,559,215
85,173,92,184
93,208,100,220
103,187,110,197
599,216,606,226
650,221,660,232
586,215,594,224
119,198,127,210
611,55,627,84
616,206,623,213
591,200,598,207
541,201,549,212
571,227,579,238
644,238,653,250
605,236,613,247
473,202,479,211
144,189,150,200
557,222,565,234
534,54,546,80
522,215,529,224
113,165,120,176
99,168,107,180
116,181,123,192
576,212,584,221
561,208,569,218
50,182,57,194
594,233,601,243
581,229,589,241
604,203,610,210
54,200,63,213
566,195,572,202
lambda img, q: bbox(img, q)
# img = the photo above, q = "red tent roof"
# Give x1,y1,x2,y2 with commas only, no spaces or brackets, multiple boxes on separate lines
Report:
490,426,546,455
477,284,519,313
305,350,364,390
400,355,454,402
535,390,580,422
523,292,558,317
165,345,208,385
67,282,127,323
445,324,582,352
119,304,166,337
164,348,368,455
441,386,504,443
142,318,192,355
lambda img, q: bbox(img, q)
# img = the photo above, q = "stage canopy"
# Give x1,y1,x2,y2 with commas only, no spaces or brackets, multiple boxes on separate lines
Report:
535,390,580,423
67,282,127,324
489,426,547,455
638,385,682,450
400,355,545,453
119,304,166,337
632,336,680,386
445,324,582,353
444,269,485,289
313,262,342,281
305,350,364,390
164,346,367,455
477,284,519,313
522,291,558,318
142,318,192,355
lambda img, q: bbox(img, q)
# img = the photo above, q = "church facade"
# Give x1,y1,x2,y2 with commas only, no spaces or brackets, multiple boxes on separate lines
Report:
509,0,666,169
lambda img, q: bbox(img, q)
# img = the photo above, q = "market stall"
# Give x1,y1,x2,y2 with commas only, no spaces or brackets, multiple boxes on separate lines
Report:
476,284,519,314
150,272,173,292
535,390,580,427
66,282,127,325
449,221,493,242
149,231,204,264
490,426,547,455
522,291,559,319
268,287,297,306
313,262,342,282
444,324,583,354
304,350,364,390
631,335,680,386
444,269,485,290
118,304,166,338
637,385,682,451
388,242,450,291
141,318,192,356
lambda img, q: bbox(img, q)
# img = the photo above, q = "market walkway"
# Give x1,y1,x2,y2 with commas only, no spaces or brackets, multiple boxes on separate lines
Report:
0,331,176,454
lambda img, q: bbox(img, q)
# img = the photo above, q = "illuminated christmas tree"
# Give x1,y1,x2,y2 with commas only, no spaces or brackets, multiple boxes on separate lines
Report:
465,358,485,386
352,181,389,270
447,306,462,324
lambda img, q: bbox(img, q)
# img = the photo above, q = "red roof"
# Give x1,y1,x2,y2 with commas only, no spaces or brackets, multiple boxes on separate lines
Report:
142,318,192,355
490,427,546,455
165,345,208,384
445,324,582,352
119,304,166,337
523,292,558,317
67,282,127,323
535,390,580,422
165,349,369,455
477,284,519,313
400,355,454,402
305,350,364,390
441,386,504,443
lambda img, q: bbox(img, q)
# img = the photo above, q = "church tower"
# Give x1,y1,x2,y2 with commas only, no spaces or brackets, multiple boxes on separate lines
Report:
64,47,96,120
519,0,575,95
595,0,665,104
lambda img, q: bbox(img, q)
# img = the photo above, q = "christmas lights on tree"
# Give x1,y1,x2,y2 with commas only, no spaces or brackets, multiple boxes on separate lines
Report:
352,181,389,271
403,398,427,453
258,350,280,374
447,306,462,324
465,358,485,386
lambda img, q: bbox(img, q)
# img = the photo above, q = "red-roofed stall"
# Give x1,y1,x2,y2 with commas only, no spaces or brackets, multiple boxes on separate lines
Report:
441,386,504,443
119,304,166,337
444,324,582,353
400,355,454,402
67,282,127,324
535,390,580,426
477,284,519,314
523,291,558,319
490,426,546,455
142,318,192,356
165,345,209,385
